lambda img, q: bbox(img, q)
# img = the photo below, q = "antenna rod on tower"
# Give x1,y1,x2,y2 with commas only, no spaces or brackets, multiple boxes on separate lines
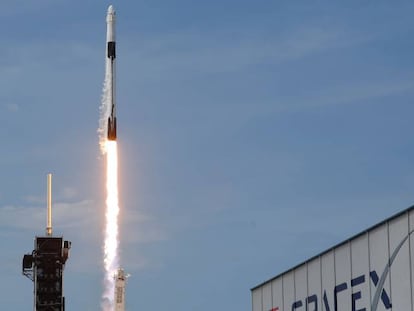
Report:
46,173,52,236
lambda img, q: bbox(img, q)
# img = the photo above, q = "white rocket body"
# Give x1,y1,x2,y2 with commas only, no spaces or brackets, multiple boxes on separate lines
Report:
106,5,117,140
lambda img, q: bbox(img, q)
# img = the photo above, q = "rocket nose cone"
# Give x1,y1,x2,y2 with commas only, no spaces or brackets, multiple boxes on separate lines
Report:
108,5,115,14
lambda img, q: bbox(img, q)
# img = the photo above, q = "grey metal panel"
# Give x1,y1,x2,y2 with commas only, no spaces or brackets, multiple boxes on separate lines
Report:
321,251,335,311
283,271,295,311
334,242,351,311
307,257,321,311
262,282,272,311
271,277,283,311
368,223,391,311
389,213,411,310
252,288,262,311
350,233,370,310
409,209,414,311
294,264,307,310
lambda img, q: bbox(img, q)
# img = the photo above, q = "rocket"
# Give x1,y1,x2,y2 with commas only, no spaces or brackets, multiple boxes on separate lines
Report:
106,5,117,141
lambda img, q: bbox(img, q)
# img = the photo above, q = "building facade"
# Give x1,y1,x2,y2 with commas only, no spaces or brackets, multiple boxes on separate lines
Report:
251,206,414,311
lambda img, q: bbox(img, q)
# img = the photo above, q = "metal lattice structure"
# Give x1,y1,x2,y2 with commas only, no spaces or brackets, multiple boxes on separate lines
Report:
23,237,71,311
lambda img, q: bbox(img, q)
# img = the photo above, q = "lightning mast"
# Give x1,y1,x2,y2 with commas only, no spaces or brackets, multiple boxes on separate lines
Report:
22,174,71,311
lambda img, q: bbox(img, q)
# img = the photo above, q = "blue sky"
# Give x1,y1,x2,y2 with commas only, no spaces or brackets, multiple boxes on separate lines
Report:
2,1,414,310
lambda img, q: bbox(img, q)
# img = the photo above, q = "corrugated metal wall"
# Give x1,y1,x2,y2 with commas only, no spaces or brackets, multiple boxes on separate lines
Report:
252,209,414,311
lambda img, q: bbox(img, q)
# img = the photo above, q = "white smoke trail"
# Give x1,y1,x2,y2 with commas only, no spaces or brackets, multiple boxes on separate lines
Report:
100,52,119,310
98,59,112,154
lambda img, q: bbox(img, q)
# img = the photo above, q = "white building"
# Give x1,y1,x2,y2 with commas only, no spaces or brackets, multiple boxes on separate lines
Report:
251,206,414,311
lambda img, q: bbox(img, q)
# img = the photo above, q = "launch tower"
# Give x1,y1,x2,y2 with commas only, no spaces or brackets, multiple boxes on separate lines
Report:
22,174,71,311
115,268,129,311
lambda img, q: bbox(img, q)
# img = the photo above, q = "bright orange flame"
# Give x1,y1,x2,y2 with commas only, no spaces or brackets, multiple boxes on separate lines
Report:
103,140,119,308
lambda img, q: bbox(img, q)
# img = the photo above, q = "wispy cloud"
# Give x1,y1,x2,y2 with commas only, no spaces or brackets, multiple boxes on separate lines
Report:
4,103,19,112
0,0,68,18
122,209,167,243
0,199,94,231
128,26,373,78
0,195,166,273
263,79,414,115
